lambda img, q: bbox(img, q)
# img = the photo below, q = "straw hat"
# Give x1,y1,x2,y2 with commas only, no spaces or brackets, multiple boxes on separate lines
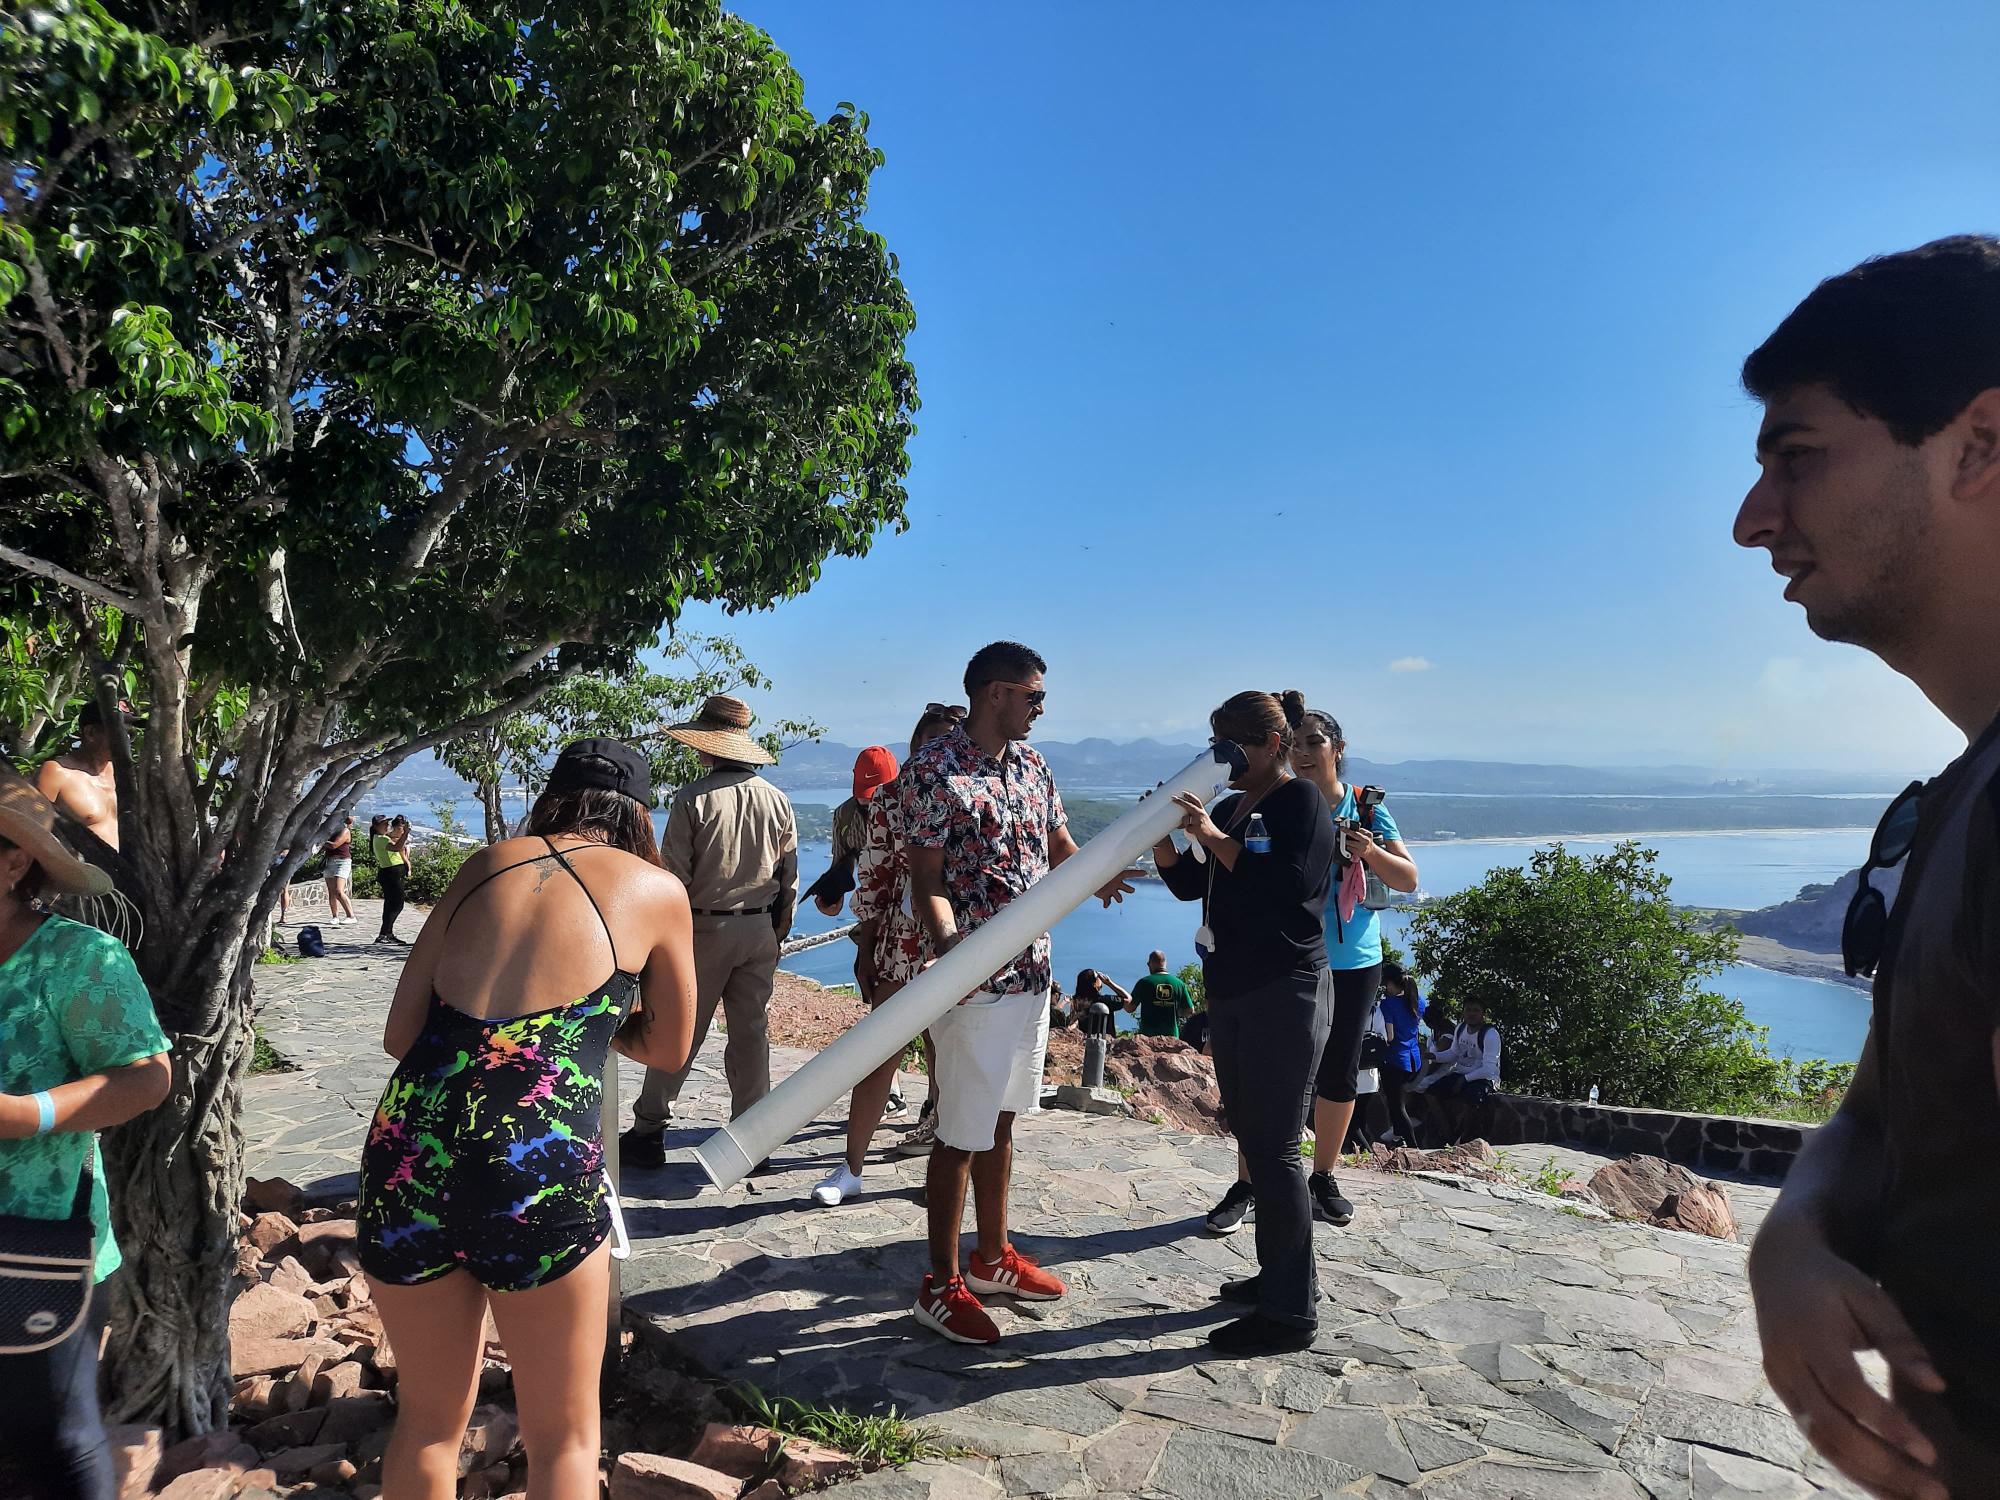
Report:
662,695,776,766
0,771,114,897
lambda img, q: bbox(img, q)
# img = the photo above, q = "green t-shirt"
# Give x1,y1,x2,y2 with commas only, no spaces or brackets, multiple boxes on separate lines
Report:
0,916,171,1282
1131,972,1192,1038
372,833,405,867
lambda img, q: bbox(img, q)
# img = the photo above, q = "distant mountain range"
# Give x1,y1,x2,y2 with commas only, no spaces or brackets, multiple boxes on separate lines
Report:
762,737,1910,798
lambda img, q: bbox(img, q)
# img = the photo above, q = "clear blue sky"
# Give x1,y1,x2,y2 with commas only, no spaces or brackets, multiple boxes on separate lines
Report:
670,2,1998,773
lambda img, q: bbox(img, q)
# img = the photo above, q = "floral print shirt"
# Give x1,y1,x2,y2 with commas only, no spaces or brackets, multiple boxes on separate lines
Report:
898,725,1066,997
851,786,927,985
0,916,170,1282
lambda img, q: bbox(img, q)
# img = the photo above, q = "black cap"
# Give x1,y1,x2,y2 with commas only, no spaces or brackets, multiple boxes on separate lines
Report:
544,738,653,805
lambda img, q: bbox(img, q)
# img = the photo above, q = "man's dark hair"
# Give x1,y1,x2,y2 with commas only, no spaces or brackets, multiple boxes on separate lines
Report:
1742,235,2000,446
964,641,1046,697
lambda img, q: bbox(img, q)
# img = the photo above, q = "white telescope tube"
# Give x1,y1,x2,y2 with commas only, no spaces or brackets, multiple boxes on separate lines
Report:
693,741,1245,1189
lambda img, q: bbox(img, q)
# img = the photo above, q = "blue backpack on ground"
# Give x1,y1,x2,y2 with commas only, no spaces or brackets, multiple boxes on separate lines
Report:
296,925,326,958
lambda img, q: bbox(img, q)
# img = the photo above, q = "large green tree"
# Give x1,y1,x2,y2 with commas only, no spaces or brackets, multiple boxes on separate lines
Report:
1,0,914,1432
1406,842,1786,1110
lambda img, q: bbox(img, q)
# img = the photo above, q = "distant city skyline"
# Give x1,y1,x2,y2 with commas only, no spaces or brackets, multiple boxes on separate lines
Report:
662,2,1992,776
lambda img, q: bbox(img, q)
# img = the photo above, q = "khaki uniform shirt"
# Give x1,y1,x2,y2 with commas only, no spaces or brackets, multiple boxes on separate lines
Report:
663,769,798,934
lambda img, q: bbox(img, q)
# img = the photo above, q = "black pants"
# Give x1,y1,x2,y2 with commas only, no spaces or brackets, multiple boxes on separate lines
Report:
1376,1064,1417,1143
1209,968,1330,1330
377,863,407,938
0,1280,112,1500
1314,963,1382,1104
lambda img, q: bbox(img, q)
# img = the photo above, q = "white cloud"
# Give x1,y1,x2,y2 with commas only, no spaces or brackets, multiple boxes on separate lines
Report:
1389,656,1434,674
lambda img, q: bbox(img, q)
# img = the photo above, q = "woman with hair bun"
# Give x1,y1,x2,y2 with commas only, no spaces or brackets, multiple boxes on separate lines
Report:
1153,690,1335,1356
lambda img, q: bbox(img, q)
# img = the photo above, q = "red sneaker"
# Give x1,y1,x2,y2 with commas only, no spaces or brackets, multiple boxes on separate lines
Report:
912,1274,1000,1344
965,1244,1067,1302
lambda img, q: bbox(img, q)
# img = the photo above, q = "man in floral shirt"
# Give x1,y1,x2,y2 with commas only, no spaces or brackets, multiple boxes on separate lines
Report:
902,642,1137,1344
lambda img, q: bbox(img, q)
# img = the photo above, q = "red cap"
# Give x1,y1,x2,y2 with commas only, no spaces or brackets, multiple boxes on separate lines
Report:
852,746,899,801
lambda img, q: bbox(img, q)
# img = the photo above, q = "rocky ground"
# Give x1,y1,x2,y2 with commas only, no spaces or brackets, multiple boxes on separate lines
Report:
229,902,1857,1500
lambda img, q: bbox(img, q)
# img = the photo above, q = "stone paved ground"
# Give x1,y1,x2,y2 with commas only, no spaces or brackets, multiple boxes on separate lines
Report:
246,919,1857,1500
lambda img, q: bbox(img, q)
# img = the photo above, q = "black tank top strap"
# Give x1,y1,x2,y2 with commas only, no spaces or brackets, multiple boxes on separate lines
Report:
540,837,621,973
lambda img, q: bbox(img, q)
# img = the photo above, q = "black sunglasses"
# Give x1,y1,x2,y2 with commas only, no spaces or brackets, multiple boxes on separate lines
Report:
995,681,1047,707
924,702,967,721
1842,779,1924,979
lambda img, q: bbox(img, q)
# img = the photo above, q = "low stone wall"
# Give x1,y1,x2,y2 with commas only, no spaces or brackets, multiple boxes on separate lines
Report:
1406,1090,1808,1180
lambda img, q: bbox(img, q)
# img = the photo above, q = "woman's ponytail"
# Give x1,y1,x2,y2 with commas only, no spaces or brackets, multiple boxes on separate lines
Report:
1278,690,1308,731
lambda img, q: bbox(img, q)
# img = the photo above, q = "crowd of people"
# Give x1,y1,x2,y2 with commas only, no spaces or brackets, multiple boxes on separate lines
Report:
7,236,2000,1496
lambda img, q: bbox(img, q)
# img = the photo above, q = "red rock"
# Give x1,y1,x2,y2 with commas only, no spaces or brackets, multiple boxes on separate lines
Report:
774,1437,861,1490
687,1422,779,1479
609,1453,741,1500
265,1442,349,1478
156,1431,262,1488
233,1469,280,1499
464,1460,515,1499
266,1256,321,1298
1587,1155,1738,1240
299,1207,337,1225
1661,1181,1738,1242
107,1423,163,1500
244,1212,298,1256
319,1393,394,1446
232,1334,345,1379
229,1282,316,1346
743,1483,785,1500
308,1457,359,1486
233,1376,281,1420
155,1468,246,1500
312,1359,369,1403
458,1403,520,1476
245,1406,327,1451
244,1176,305,1217
367,1335,399,1385
289,1218,359,1278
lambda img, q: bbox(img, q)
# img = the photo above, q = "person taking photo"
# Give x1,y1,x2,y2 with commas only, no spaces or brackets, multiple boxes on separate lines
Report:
1154,689,1336,1356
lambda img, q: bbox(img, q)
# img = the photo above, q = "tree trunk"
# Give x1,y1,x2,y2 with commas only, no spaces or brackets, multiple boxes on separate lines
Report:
481,774,507,844
99,941,256,1436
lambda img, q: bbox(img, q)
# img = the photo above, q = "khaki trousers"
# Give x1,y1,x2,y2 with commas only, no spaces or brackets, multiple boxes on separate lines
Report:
632,915,780,1131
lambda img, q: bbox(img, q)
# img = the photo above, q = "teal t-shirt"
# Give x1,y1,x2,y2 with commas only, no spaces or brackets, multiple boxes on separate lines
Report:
1324,785,1402,970
1131,972,1191,1037
0,916,171,1282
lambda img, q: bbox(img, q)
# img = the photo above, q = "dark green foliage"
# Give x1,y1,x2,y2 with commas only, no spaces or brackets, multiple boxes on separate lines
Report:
1407,842,1841,1113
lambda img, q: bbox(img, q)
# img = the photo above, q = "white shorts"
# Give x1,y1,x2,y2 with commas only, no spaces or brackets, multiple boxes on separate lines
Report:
325,859,352,879
930,989,1049,1153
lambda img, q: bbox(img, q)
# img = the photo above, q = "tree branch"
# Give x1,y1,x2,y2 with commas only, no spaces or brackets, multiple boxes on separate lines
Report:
0,543,148,615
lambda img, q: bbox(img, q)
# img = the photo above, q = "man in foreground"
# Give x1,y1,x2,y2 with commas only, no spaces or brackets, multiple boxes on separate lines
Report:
1735,235,2000,1498
36,701,123,852
621,695,797,1168
1129,950,1193,1038
902,641,1137,1343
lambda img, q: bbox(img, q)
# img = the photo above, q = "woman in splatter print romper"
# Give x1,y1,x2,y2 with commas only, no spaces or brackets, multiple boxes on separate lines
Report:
358,740,696,1500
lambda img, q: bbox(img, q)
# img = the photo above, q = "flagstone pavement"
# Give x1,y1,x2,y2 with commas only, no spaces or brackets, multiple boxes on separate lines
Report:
246,903,1860,1500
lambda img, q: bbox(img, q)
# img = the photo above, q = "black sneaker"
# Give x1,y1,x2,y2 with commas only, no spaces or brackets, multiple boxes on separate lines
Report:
1218,1274,1260,1304
1205,1181,1255,1236
1308,1171,1354,1227
1207,1312,1316,1356
618,1128,666,1170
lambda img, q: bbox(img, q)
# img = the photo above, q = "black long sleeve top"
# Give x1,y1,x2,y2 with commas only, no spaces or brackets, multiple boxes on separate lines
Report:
1157,776,1335,997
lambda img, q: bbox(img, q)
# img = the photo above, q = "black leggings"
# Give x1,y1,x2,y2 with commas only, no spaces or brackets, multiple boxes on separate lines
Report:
377,862,407,937
0,1280,112,1500
1374,1064,1417,1143
1314,963,1383,1104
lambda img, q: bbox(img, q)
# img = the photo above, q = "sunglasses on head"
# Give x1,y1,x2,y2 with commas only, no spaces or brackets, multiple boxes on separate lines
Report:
995,682,1047,707
924,702,967,721
1842,779,1925,979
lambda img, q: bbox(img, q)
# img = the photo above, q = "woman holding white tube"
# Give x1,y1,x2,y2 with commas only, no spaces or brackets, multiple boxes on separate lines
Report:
1154,690,1336,1356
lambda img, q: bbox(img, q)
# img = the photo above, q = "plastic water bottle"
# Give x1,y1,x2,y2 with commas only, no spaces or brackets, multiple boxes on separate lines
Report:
1588,1084,1600,1106
1244,814,1271,854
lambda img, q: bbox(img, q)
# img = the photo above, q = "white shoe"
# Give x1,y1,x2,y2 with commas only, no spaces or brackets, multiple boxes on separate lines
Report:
811,1166,864,1207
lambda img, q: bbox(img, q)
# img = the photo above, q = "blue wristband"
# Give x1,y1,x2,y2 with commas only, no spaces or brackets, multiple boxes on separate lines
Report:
31,1090,56,1136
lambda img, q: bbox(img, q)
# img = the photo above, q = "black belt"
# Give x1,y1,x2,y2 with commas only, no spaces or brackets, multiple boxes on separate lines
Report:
691,904,775,917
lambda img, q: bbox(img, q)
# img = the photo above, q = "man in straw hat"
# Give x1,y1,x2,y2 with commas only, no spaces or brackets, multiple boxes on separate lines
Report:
620,695,797,1169
0,771,171,1494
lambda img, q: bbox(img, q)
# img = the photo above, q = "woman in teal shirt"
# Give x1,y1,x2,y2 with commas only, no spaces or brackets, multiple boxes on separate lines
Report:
0,773,171,1500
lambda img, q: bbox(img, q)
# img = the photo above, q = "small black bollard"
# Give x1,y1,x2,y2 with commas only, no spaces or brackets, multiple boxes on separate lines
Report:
1082,1002,1112,1087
